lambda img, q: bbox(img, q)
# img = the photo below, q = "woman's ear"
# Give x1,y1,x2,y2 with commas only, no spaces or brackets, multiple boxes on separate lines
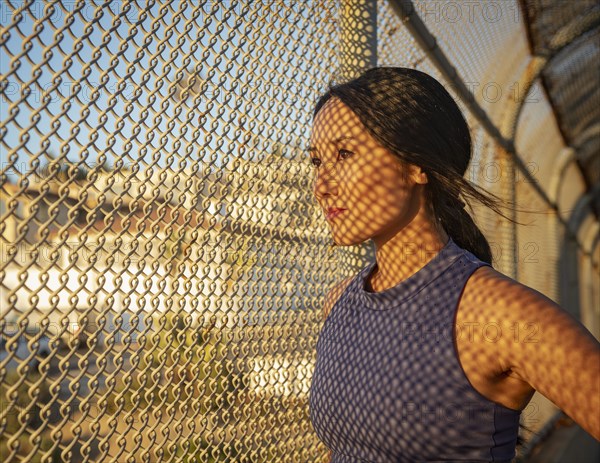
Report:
411,165,428,185
395,159,428,184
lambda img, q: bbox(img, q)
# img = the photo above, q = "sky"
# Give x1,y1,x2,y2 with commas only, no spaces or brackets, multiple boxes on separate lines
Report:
1,0,336,185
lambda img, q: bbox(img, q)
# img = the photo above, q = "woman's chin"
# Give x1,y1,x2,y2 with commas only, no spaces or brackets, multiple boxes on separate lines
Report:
330,233,368,248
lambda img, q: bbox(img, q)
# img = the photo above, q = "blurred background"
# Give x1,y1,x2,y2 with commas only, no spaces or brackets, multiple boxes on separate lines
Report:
1,0,598,461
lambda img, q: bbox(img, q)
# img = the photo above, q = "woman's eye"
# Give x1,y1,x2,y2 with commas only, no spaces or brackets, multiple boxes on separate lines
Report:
309,150,351,168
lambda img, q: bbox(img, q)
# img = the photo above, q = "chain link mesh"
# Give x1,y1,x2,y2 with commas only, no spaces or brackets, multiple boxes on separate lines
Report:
1,1,596,462
1,1,345,461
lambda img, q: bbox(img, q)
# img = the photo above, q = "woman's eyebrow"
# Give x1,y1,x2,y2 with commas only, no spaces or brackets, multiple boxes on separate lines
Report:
307,136,355,153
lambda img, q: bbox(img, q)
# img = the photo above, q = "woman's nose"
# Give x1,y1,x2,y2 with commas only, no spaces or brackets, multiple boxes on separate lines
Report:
313,161,339,200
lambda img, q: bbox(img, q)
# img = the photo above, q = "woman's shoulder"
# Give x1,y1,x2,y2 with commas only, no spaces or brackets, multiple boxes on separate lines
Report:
322,275,355,322
463,264,556,315
460,262,597,370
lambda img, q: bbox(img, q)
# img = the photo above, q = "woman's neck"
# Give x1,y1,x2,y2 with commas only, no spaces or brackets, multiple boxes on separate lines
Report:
368,214,449,293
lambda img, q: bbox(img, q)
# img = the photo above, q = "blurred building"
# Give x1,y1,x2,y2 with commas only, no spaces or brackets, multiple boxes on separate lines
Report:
0,147,312,337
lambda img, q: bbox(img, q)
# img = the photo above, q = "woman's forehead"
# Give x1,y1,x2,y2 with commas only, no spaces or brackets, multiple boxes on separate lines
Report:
310,98,363,145
315,97,354,123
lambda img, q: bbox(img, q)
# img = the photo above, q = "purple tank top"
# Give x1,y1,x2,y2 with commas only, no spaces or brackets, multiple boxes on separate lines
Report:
309,238,521,462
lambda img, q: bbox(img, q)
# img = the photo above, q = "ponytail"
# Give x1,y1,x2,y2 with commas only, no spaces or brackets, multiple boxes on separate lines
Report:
435,195,492,264
425,166,519,266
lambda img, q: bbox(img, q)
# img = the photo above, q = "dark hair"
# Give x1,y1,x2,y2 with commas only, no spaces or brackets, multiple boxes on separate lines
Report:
313,67,520,265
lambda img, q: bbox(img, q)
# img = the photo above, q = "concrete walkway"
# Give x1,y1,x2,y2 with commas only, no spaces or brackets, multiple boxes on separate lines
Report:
525,417,599,463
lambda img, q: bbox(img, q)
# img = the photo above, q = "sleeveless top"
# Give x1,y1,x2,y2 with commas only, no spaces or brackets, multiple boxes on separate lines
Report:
309,238,521,462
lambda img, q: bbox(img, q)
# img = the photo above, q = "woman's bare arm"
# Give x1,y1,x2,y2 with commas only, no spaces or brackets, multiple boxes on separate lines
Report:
480,267,600,440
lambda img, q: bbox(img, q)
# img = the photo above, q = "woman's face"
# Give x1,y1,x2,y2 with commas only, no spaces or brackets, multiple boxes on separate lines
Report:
308,97,429,247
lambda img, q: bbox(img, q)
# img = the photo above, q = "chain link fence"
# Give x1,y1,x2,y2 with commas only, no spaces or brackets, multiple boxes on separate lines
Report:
1,0,598,462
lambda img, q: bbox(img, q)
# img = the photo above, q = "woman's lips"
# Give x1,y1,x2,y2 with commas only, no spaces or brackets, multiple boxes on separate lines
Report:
326,208,347,220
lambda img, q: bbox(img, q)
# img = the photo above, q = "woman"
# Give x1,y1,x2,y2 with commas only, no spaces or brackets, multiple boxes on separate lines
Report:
307,67,600,462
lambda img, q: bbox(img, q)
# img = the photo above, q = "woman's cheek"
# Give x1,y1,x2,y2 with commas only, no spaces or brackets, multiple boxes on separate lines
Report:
345,162,374,195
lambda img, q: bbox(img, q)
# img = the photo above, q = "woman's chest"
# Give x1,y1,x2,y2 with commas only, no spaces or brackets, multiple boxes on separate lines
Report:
310,305,494,458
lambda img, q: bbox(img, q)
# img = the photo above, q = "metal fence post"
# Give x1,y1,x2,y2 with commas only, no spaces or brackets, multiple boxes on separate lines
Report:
336,0,379,270
339,0,378,80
